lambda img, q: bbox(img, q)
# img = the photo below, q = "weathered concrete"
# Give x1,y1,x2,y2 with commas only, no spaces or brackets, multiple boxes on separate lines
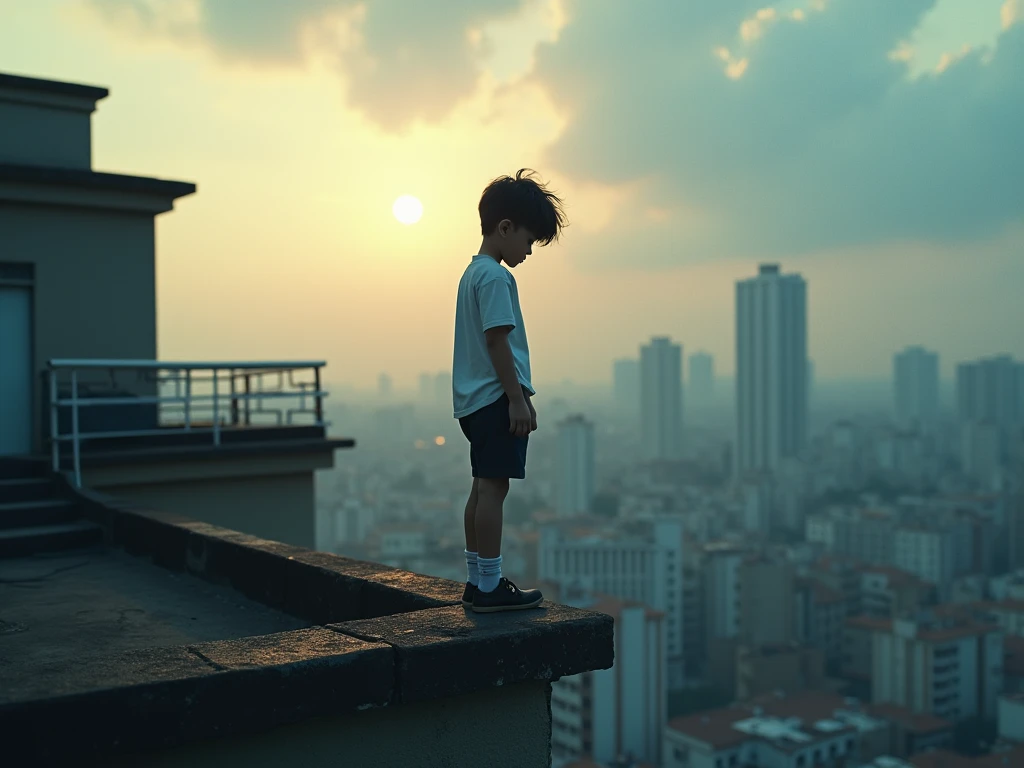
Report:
330,603,616,705
0,548,307,670
86,680,553,768
67,485,466,622
3,628,394,764
4,484,615,765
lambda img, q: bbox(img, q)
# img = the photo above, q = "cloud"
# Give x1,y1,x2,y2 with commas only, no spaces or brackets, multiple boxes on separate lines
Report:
83,0,1023,266
534,0,1024,264
82,0,525,129
1005,0,1024,28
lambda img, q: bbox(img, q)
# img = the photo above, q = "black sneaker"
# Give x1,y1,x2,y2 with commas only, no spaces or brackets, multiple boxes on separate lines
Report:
471,578,543,613
461,582,477,608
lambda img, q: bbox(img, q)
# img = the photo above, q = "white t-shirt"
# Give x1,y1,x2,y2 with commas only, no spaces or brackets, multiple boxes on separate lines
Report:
452,254,534,418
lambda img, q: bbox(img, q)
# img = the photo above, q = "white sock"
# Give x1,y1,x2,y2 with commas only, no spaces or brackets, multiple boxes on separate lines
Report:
478,555,502,593
465,550,480,586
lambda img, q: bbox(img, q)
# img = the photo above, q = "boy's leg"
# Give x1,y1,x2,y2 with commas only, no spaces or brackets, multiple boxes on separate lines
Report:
464,479,481,594
475,477,508,560
464,478,480,554
466,395,542,611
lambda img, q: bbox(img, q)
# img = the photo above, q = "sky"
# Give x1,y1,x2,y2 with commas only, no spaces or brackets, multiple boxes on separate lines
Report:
2,0,1022,389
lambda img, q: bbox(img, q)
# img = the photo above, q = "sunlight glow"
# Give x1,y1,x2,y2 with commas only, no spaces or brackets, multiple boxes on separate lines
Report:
392,195,423,225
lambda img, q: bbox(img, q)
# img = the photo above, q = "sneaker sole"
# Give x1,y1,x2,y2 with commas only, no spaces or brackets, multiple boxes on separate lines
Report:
462,599,473,608
471,597,543,613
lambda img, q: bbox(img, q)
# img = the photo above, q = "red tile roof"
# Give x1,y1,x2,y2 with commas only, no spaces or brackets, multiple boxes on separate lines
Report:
589,595,665,621
668,690,862,750
859,565,927,586
867,703,952,734
912,745,1024,767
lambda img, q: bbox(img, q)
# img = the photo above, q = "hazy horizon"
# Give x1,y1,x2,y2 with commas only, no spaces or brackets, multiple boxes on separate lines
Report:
4,0,1022,388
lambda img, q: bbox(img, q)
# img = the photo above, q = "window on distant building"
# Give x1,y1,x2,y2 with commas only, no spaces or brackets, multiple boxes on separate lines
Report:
796,755,806,767
729,754,738,767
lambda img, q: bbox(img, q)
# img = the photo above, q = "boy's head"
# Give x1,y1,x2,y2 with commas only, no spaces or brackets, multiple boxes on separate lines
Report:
478,169,566,268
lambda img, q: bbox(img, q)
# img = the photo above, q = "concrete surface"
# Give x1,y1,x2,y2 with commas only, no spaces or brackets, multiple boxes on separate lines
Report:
0,547,307,669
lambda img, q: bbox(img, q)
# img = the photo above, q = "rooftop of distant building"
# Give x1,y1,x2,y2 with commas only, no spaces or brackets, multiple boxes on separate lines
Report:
667,690,885,752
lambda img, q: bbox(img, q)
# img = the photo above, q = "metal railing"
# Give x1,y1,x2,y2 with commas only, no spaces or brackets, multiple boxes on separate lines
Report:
48,360,329,487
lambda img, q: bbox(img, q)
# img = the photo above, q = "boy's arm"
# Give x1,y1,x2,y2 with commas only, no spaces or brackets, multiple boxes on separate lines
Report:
525,389,538,432
485,326,532,437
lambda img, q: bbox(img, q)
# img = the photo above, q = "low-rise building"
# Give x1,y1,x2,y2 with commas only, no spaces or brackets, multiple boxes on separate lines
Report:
552,596,667,767
860,566,937,619
663,691,889,768
871,614,1003,723
541,518,686,688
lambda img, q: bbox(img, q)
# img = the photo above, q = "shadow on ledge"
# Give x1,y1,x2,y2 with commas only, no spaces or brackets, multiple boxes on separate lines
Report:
0,478,614,767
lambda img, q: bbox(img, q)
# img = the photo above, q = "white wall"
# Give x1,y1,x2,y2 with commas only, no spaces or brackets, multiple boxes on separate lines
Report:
999,695,1024,743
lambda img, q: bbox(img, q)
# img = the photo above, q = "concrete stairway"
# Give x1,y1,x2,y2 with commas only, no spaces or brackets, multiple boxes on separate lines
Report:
0,458,102,558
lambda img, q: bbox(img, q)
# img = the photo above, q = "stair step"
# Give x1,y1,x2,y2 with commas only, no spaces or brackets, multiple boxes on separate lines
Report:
0,499,78,529
0,458,50,480
0,520,103,558
0,478,55,504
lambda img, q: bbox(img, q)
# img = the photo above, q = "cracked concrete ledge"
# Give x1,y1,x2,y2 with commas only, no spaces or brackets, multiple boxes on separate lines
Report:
1,482,615,764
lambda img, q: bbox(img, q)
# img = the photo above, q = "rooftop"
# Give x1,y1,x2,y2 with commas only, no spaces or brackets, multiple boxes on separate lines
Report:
911,745,1024,767
0,162,196,200
866,703,952,735
0,71,109,100
667,690,881,751
1,480,614,764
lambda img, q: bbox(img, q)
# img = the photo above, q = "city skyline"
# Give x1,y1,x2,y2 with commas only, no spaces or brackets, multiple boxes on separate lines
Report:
2,1,1021,387
5,3,1024,766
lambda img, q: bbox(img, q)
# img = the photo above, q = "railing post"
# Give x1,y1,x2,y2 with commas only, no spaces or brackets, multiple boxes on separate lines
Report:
184,368,192,431
212,368,220,446
230,369,238,426
70,369,81,488
315,366,324,426
244,373,251,426
49,368,59,474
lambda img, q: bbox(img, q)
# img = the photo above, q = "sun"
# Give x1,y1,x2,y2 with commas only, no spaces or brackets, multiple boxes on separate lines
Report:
392,194,423,225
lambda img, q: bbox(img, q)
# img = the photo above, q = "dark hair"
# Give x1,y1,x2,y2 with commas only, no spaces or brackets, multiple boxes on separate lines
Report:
478,168,566,245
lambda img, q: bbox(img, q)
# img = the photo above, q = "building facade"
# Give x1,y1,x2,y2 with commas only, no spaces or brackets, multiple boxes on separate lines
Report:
894,346,940,435
640,337,684,461
872,616,1003,723
556,415,596,517
735,264,808,480
688,351,714,411
613,357,640,417
540,519,686,689
552,599,667,767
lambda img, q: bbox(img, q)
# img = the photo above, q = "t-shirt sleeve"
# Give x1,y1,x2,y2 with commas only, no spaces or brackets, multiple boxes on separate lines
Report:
476,276,516,332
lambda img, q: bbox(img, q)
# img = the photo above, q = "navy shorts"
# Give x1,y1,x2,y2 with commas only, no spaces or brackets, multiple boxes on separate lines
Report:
458,394,529,479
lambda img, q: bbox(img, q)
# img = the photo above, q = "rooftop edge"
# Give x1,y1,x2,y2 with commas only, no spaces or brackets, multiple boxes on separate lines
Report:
1,481,615,763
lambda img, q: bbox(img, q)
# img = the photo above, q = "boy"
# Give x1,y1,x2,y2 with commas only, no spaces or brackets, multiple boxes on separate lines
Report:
453,169,566,613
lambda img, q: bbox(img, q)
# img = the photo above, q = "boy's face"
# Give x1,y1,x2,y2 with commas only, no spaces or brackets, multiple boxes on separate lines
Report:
498,220,536,268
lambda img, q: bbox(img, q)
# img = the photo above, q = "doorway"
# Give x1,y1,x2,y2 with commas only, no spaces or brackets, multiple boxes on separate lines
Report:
0,284,33,455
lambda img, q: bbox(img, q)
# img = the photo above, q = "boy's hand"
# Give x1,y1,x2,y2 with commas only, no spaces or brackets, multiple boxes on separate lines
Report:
509,398,532,437
527,398,538,432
